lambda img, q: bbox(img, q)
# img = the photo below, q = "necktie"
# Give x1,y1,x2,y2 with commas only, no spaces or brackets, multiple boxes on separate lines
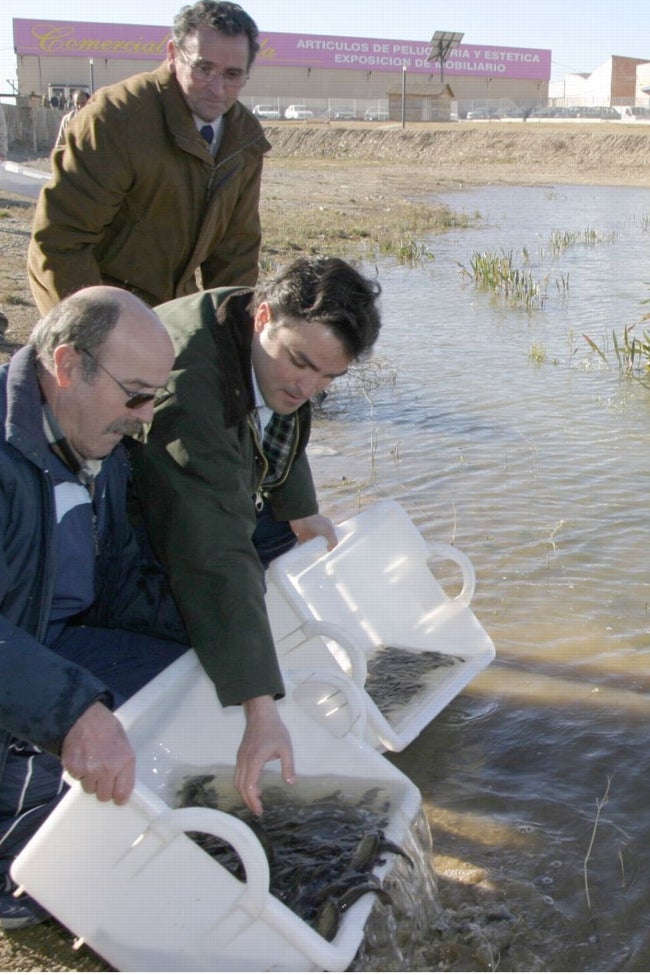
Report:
200,124,214,146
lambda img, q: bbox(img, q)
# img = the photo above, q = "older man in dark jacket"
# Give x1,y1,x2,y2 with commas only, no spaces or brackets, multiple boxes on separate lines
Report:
28,1,268,314
0,287,188,930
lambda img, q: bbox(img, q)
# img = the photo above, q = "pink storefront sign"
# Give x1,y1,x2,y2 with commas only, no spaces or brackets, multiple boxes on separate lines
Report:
13,19,551,80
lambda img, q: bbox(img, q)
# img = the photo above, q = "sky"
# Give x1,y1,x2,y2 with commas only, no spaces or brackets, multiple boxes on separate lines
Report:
1,0,648,98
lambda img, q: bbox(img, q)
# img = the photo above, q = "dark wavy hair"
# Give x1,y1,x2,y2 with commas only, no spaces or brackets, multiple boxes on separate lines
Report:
254,257,382,361
171,1,259,66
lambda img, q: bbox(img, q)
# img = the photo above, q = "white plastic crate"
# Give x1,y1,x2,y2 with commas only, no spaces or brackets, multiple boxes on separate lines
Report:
267,500,496,751
11,650,422,972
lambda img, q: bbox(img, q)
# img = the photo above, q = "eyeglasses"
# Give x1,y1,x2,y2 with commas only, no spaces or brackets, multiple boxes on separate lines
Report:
79,348,169,410
176,49,249,87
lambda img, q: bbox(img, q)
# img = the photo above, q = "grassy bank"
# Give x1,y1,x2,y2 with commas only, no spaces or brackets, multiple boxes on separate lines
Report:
259,157,475,270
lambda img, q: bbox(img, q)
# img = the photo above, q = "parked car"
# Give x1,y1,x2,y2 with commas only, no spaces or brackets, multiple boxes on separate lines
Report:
284,104,314,120
622,106,650,119
529,106,570,118
560,105,617,120
501,107,531,119
466,108,499,120
530,106,587,118
252,104,281,120
327,109,357,121
364,109,389,121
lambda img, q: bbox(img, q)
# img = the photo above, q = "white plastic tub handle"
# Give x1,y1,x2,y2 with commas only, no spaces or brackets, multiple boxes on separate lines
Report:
427,542,476,606
299,618,368,686
146,806,271,916
288,665,369,740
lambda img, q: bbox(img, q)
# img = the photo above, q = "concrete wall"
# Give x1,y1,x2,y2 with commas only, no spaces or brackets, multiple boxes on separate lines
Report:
2,103,60,154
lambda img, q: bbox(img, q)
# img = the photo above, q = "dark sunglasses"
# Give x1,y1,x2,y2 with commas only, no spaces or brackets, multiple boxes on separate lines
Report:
79,348,169,409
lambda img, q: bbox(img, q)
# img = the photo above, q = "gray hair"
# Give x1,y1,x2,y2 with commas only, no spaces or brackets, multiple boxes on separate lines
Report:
29,291,122,380
171,1,259,66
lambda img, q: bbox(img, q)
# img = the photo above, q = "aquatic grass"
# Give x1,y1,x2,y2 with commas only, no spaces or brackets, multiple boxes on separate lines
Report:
312,355,396,499
583,324,650,385
528,342,546,364
458,249,548,310
554,273,570,293
459,246,574,311
584,776,611,913
343,357,398,397
381,235,435,265
549,227,617,256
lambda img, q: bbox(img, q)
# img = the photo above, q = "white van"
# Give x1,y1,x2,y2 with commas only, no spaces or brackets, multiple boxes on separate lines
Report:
284,104,314,120
252,104,281,120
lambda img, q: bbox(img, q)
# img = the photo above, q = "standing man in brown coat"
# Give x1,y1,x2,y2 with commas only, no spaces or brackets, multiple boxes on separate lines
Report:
28,1,269,314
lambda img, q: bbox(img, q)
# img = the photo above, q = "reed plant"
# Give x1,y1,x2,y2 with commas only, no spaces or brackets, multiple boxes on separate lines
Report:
583,321,650,384
528,341,546,364
549,227,616,255
458,249,547,310
380,235,435,265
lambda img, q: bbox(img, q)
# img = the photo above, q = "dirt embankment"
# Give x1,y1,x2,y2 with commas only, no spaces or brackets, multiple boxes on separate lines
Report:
264,121,650,186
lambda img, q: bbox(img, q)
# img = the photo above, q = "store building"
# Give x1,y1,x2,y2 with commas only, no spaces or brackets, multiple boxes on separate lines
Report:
12,18,551,117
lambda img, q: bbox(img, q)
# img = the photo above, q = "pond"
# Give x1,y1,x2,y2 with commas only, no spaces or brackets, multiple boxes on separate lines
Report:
308,183,650,970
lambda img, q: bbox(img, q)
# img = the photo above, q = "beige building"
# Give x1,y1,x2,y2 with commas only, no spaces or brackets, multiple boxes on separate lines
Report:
13,18,550,118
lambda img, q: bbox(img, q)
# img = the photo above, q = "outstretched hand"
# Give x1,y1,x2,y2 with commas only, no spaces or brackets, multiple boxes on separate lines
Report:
234,695,296,815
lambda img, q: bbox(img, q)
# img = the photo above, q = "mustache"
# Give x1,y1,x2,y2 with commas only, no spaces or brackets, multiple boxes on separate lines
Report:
105,418,145,438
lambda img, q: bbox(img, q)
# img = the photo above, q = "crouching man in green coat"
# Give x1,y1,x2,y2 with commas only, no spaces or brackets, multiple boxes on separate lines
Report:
131,256,382,815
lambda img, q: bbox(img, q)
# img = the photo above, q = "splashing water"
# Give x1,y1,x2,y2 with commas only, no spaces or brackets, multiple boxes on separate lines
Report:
352,808,442,971
171,770,442,966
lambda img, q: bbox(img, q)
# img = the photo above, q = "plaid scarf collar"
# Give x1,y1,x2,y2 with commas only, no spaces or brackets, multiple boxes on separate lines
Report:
262,411,297,487
42,402,102,491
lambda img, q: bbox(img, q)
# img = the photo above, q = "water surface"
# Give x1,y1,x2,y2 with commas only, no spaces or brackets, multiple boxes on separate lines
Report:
309,183,650,971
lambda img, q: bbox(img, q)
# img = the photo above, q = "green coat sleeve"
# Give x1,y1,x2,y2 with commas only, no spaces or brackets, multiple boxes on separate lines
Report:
132,326,285,707
267,446,318,522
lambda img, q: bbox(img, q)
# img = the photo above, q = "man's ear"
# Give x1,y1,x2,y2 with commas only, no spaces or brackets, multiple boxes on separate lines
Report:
253,301,271,334
51,344,81,390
